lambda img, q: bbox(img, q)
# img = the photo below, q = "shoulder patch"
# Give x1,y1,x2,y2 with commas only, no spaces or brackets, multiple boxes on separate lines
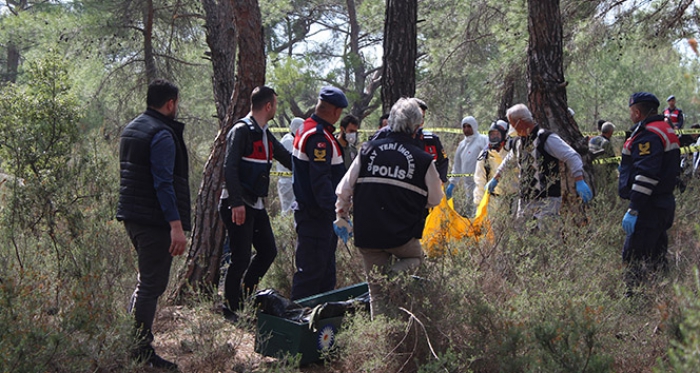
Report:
638,142,651,156
314,148,327,162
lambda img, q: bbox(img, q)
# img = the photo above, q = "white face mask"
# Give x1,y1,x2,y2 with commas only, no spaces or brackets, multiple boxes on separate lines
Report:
345,132,357,145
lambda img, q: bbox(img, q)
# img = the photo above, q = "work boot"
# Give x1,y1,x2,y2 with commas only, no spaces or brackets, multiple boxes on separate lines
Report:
222,307,239,323
146,353,179,371
132,345,179,372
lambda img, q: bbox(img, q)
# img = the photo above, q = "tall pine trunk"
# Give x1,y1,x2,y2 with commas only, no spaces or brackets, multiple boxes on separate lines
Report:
381,0,417,113
172,0,266,302
526,0,594,210
143,0,157,82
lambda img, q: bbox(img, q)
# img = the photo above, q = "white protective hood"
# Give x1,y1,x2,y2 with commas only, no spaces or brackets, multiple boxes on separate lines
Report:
450,116,489,185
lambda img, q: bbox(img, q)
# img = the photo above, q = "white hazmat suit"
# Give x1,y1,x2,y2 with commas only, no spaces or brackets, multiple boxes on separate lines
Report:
449,116,489,216
277,117,304,214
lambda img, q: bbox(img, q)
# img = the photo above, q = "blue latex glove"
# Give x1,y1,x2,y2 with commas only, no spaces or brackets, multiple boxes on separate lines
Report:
622,211,637,235
575,180,593,203
333,217,353,244
486,178,499,195
445,183,455,199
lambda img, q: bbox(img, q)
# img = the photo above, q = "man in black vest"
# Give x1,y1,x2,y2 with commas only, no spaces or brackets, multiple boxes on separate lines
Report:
335,98,443,318
117,79,189,371
486,104,592,226
219,86,292,319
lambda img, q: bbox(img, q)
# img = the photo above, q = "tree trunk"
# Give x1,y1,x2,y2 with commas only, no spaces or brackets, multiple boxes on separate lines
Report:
143,0,157,82
526,0,583,149
4,43,20,83
497,63,522,120
347,0,363,119
202,0,237,123
3,0,29,84
526,0,594,212
172,0,266,302
381,0,417,113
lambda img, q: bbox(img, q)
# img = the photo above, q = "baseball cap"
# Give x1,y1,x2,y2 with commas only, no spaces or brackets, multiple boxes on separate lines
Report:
318,86,348,108
667,95,675,102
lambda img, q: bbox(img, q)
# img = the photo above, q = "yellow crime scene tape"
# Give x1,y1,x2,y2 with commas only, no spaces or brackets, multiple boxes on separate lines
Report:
272,146,700,172
268,125,700,170
592,145,700,165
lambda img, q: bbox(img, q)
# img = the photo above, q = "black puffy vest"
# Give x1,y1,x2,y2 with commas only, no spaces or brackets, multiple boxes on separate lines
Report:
353,132,434,249
116,109,191,231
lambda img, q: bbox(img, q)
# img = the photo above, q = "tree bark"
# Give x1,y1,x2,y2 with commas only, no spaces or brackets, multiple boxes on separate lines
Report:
172,0,266,302
381,0,417,113
143,0,157,82
526,0,584,150
3,0,29,83
346,0,363,119
4,43,20,83
202,0,236,123
497,65,520,120
526,0,594,211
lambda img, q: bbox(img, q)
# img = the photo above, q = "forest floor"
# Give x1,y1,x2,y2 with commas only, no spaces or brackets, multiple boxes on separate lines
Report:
142,305,331,373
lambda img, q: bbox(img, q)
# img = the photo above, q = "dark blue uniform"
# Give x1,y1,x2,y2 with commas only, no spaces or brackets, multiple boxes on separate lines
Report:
619,115,680,285
290,114,346,300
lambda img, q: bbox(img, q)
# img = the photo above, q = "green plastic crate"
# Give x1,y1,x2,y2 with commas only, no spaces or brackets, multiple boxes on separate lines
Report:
254,282,369,365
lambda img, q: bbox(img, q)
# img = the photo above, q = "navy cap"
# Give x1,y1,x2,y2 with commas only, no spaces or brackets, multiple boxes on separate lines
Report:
319,86,348,108
628,92,660,107
667,95,675,102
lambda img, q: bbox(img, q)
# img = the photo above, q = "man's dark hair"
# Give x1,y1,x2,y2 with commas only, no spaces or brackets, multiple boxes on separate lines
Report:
147,79,179,108
340,114,359,129
635,102,659,117
378,113,389,128
251,86,277,111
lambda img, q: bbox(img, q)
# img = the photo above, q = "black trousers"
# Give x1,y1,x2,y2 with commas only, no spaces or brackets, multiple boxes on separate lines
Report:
219,202,278,311
622,195,675,288
290,209,337,300
125,221,173,346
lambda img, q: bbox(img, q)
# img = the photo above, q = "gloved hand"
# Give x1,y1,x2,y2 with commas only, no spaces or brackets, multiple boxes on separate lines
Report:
333,217,353,244
486,178,499,195
575,180,593,203
622,210,637,235
445,183,455,199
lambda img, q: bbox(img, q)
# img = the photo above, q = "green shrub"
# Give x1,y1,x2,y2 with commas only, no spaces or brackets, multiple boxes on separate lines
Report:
657,267,700,372
0,53,134,373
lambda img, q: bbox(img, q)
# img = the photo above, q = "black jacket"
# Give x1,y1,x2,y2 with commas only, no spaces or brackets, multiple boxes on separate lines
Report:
116,109,191,230
224,116,292,208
